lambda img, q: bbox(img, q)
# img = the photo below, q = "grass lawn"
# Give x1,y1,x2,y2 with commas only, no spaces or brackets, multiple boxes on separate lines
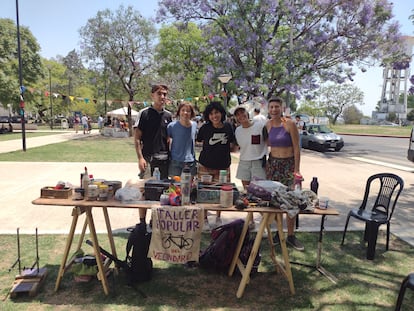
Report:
0,231,413,310
0,131,58,142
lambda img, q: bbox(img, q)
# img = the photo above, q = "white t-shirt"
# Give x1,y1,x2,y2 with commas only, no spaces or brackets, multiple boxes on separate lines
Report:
235,120,268,161
296,120,305,134
252,114,267,126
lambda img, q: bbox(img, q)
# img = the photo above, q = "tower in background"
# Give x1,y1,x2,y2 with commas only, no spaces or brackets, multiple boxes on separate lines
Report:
378,36,414,122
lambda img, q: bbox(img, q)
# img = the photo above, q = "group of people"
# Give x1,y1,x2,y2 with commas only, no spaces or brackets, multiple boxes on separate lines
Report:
133,83,304,251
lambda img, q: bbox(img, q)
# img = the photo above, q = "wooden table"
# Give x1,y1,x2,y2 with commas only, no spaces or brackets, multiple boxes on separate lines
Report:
32,197,338,298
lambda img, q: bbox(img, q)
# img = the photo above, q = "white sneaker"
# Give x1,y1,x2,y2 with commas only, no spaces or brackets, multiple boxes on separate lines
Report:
203,220,210,232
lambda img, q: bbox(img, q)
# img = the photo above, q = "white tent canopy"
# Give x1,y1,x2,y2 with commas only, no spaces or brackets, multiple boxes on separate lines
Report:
106,107,139,118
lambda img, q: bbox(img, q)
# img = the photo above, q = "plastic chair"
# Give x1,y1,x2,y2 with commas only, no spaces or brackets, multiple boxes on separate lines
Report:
395,273,414,311
341,173,404,260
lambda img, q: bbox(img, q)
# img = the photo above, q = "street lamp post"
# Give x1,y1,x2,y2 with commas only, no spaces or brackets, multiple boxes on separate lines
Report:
218,73,232,110
48,66,53,130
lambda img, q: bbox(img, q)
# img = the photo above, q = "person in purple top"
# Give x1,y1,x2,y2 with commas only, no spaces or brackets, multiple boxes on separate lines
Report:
264,97,303,251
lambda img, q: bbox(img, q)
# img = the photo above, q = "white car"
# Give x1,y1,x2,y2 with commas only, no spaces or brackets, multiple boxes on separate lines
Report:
301,124,344,152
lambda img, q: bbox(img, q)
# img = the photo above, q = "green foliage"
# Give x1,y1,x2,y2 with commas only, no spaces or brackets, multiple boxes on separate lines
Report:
407,109,414,121
155,22,210,99
316,84,364,125
0,18,43,110
79,5,157,133
342,104,364,124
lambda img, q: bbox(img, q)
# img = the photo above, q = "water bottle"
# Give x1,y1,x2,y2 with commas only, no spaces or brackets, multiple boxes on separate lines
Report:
153,167,161,181
293,172,303,191
180,165,191,205
82,166,90,199
311,177,319,194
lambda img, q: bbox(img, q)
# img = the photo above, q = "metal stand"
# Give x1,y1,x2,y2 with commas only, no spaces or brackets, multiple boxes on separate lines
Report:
290,215,337,284
8,228,48,298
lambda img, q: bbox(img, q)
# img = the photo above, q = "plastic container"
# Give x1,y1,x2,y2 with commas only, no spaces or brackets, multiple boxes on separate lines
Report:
153,167,161,181
219,170,227,183
98,184,109,201
180,166,191,205
86,184,99,201
220,184,233,208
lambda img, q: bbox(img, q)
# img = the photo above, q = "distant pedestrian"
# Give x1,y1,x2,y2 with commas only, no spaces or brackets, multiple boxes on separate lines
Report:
252,107,267,126
81,115,88,134
74,115,80,133
98,115,104,133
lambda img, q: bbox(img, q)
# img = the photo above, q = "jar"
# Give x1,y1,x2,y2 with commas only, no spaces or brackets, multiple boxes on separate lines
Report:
98,184,109,201
160,191,170,205
87,184,99,201
220,184,233,208
74,188,84,200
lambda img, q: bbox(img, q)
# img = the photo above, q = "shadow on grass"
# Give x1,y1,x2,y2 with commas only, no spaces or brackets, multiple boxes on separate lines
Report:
1,231,414,310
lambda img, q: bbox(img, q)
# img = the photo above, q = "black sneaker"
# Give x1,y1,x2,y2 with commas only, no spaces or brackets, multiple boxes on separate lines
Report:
273,232,280,245
286,235,305,251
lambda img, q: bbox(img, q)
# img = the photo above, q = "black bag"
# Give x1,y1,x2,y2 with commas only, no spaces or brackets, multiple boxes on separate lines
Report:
238,236,261,274
126,223,153,283
199,219,246,273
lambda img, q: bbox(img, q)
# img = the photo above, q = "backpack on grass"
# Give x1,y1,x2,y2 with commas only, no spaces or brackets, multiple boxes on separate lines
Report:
199,219,246,272
126,223,153,283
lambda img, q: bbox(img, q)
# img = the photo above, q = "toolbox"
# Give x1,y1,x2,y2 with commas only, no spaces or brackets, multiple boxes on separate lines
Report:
144,179,178,201
197,183,240,204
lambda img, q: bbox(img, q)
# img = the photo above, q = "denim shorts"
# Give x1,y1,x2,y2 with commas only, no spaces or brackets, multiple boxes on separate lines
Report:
236,159,266,181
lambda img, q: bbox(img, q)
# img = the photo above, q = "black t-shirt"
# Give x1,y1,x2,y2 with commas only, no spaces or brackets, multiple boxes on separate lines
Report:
196,122,235,169
136,106,172,157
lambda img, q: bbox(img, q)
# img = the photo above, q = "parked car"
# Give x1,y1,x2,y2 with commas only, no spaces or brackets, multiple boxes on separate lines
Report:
0,116,10,123
301,123,344,152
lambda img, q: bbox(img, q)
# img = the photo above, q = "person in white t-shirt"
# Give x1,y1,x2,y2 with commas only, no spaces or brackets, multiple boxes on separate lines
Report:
234,106,268,229
295,115,305,148
252,107,267,126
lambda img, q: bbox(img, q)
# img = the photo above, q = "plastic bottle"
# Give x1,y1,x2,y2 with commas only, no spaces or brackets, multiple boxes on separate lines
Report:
310,177,319,194
220,184,233,207
190,176,198,204
293,172,303,191
153,167,161,181
82,167,90,199
180,165,191,205
219,170,227,183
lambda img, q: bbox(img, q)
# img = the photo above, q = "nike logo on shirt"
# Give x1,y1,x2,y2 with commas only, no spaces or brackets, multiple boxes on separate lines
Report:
209,133,228,145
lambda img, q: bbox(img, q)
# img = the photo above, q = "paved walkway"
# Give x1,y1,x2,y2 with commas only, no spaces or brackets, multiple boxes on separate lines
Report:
0,130,413,249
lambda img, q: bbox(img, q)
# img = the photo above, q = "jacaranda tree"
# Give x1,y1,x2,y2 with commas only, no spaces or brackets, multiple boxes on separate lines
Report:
157,0,406,103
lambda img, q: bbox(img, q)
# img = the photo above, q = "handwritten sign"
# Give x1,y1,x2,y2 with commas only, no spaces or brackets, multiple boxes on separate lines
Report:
148,206,204,264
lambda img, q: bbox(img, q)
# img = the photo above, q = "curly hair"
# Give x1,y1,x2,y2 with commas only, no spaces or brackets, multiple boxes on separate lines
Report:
203,101,226,123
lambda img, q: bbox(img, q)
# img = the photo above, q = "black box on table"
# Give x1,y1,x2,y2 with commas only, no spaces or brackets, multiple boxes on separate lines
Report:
144,179,178,201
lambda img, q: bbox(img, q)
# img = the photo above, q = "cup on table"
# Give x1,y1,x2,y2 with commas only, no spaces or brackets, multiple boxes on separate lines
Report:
201,175,213,183
318,197,329,209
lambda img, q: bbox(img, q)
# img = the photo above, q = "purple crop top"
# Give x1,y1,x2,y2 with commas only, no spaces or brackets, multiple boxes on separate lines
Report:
268,126,293,147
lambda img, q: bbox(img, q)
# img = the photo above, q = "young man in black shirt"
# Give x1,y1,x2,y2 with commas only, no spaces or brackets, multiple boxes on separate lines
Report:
134,83,172,226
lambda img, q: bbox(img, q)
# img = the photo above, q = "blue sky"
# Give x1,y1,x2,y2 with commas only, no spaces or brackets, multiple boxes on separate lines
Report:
1,0,413,115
